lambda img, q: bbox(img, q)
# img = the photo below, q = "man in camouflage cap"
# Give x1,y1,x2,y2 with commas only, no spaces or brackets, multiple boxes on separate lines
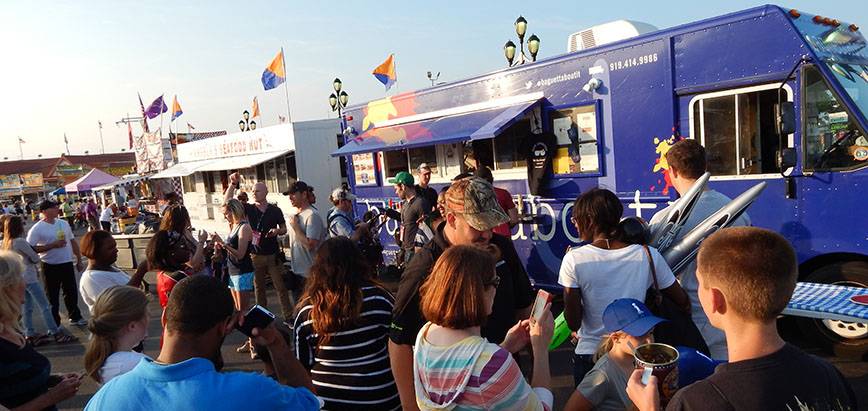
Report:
387,177,535,410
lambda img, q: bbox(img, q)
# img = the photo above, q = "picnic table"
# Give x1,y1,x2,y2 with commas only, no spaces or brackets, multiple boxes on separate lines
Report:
783,282,868,323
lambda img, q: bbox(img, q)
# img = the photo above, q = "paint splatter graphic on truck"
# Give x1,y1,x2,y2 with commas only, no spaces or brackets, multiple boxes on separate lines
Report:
361,93,431,145
650,135,679,195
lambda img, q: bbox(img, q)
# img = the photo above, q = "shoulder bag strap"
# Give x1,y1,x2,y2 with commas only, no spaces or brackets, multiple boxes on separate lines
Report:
642,245,660,291
327,213,352,236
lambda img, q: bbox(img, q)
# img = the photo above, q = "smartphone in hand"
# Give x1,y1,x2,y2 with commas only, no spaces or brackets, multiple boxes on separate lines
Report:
236,305,275,337
529,290,552,323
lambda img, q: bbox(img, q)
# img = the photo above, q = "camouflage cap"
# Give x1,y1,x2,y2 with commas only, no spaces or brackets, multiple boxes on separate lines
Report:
445,177,509,231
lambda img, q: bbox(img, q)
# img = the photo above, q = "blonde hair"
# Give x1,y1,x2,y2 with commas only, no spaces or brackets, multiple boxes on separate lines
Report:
593,330,629,362
84,286,149,382
223,199,246,223
0,250,26,342
2,216,25,251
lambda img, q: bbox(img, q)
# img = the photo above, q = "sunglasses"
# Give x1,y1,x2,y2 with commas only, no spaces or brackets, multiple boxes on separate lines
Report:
485,274,501,289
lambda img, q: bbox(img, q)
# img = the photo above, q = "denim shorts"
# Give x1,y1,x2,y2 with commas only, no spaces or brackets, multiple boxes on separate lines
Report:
229,272,254,291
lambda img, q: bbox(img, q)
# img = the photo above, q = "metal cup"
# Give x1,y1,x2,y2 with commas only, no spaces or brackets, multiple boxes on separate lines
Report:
634,342,679,399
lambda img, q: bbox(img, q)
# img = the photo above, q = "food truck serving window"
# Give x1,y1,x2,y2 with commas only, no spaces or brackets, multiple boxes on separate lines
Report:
381,147,439,182
549,105,599,175
689,84,791,176
804,64,868,171
383,149,409,181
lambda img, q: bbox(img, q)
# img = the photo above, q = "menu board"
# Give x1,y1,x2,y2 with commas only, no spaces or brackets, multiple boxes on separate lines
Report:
352,153,377,186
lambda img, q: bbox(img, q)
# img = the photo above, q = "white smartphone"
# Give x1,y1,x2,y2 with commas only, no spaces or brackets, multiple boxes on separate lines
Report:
530,290,552,322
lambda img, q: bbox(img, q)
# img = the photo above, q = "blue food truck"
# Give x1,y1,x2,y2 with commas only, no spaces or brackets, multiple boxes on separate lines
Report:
332,5,868,355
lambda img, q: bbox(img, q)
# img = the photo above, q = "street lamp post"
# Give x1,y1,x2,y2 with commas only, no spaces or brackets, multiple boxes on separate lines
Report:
504,16,540,67
328,78,349,119
238,110,257,132
427,71,441,86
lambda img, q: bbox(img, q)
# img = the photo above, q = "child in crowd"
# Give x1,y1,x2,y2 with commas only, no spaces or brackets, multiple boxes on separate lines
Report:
84,286,150,385
627,227,857,410
565,298,664,411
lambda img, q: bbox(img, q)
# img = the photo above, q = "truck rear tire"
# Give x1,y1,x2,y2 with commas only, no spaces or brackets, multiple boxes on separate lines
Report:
797,261,868,360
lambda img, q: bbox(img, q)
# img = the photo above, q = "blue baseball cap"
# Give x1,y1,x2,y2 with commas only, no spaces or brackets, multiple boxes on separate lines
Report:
602,298,666,337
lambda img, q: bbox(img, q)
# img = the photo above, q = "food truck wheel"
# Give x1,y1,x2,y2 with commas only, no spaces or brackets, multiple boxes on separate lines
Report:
797,261,868,359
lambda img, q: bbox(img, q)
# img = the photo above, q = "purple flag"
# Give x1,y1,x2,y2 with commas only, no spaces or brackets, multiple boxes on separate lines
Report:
145,95,168,119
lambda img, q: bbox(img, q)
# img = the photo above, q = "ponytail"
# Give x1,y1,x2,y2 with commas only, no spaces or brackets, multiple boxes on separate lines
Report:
593,330,628,362
83,286,149,382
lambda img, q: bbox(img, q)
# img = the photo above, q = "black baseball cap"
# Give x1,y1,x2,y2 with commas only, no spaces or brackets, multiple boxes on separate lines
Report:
38,200,58,211
282,181,313,195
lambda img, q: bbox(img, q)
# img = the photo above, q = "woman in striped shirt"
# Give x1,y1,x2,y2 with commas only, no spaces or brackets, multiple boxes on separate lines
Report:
293,237,399,410
414,245,555,411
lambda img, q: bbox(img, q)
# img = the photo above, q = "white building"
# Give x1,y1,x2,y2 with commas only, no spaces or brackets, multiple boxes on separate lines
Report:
152,119,344,236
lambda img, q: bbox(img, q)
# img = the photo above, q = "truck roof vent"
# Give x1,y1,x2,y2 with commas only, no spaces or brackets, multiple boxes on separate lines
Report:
580,29,596,49
567,20,658,52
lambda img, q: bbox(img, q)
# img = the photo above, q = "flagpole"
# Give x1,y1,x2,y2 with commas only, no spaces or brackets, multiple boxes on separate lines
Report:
18,137,23,160
281,47,293,124
64,133,70,155
394,53,399,95
98,122,105,154
159,93,165,139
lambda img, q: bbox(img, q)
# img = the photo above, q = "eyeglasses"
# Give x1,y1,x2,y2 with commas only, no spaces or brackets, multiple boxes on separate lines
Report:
485,274,501,289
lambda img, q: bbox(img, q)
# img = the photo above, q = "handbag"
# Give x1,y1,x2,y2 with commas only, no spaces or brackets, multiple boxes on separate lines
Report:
643,245,711,356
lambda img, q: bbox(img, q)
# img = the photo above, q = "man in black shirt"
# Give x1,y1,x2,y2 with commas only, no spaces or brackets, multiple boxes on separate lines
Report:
627,227,856,411
388,171,431,265
388,176,534,411
224,172,292,323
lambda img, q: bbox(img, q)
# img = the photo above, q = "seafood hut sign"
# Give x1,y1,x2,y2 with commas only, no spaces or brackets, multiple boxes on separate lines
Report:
176,124,296,163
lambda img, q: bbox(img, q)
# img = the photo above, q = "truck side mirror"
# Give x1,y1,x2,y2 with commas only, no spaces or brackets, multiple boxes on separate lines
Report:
778,147,797,170
775,102,795,136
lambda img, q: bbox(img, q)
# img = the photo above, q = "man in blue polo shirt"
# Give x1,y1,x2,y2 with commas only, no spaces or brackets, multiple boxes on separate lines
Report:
86,276,319,410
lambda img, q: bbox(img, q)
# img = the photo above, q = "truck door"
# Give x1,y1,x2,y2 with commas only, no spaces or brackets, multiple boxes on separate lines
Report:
797,64,868,259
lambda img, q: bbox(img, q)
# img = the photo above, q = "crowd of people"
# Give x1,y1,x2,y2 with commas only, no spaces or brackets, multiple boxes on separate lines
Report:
0,139,859,410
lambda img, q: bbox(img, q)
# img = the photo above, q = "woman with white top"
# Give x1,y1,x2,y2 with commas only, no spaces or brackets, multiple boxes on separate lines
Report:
84,285,150,385
99,203,115,232
2,216,78,345
558,188,690,386
78,230,146,314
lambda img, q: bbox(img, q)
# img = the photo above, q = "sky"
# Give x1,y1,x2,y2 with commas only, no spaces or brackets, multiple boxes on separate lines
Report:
0,1,865,160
